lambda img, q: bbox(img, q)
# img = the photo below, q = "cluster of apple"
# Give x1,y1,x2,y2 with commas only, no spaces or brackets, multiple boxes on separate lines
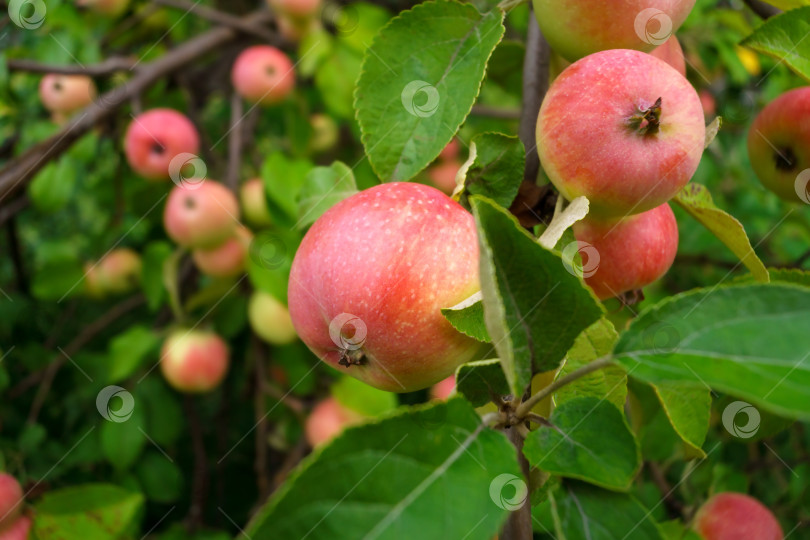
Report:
426,138,462,195
0,474,29,540
533,1,706,301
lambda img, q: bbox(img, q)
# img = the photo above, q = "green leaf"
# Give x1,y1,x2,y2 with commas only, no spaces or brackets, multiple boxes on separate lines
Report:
100,399,146,470
550,482,663,540
316,42,364,119
524,397,641,491
441,299,491,342
31,257,85,301
260,152,314,227
613,283,810,421
758,0,810,9
135,378,183,447
460,133,524,208
29,156,77,213
136,452,183,504
245,398,520,540
652,382,710,458
141,241,172,311
742,6,810,81
107,326,160,384
331,376,397,417
673,184,769,283
658,520,703,540
455,359,509,407
296,161,359,228
733,267,810,287
355,0,505,181
33,484,144,540
555,319,626,410
471,196,603,397
247,228,302,305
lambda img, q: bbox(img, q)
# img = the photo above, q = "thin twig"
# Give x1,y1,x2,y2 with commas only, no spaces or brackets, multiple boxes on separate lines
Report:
6,57,137,75
184,396,209,532
5,217,28,294
225,91,244,193
517,6,549,184
154,0,278,42
742,0,780,19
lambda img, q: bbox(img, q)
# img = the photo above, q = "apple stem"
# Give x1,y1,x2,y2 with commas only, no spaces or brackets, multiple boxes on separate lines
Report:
629,97,663,136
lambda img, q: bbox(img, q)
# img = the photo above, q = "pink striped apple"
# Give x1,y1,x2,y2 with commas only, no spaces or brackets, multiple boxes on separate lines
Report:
164,181,239,249
288,182,480,392
161,330,229,393
694,493,782,540
231,46,295,106
0,474,23,532
124,109,200,180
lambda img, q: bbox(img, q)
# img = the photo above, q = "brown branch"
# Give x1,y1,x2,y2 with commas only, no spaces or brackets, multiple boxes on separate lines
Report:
0,195,30,226
0,10,273,205
743,0,780,19
154,0,278,42
184,396,210,532
6,57,137,76
225,91,244,193
253,335,270,503
471,105,522,120
647,462,684,519
5,217,28,294
500,424,532,540
518,5,549,184
25,294,146,423
270,439,307,492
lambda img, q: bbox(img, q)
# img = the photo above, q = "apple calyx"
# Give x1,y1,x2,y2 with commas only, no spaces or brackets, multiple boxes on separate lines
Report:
774,146,796,171
628,97,663,136
337,348,365,367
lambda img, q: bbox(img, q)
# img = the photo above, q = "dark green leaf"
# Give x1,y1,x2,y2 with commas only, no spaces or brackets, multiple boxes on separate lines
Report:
461,133,524,208
141,241,172,311
296,161,358,228
653,383,710,458
441,299,491,342
455,359,509,407
99,397,146,470
106,326,160,384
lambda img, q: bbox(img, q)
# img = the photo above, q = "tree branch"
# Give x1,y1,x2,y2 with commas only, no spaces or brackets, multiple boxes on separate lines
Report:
6,57,137,76
518,6,549,184
742,0,780,19
154,0,278,42
0,10,273,205
252,335,270,503
225,91,244,193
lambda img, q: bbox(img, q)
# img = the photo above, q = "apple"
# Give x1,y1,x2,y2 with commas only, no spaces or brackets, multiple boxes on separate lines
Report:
192,226,251,278
0,516,30,540
231,46,295,106
438,138,461,161
536,49,705,218
248,291,298,345
288,182,480,392
239,178,273,227
39,74,96,116
0,474,23,531
164,181,239,249
650,36,686,77
426,160,461,196
276,13,321,41
700,89,716,118
572,202,678,300
304,397,363,448
269,0,321,19
747,86,810,203
430,376,455,400
124,109,200,180
694,492,783,540
76,0,130,16
309,113,339,154
85,248,142,297
160,329,229,393
533,0,696,62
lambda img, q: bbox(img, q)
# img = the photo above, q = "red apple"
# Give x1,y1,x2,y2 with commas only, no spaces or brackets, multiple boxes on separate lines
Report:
231,46,295,106
747,86,810,203
164,181,239,249
536,49,705,218
533,0,696,62
192,226,251,278
39,74,96,115
304,397,363,448
248,291,298,345
438,138,461,161
309,113,339,154
572,203,678,300
0,515,30,540
240,178,273,227
269,0,321,19
0,474,23,531
650,36,686,77
85,248,142,297
694,493,783,540
160,330,229,393
430,376,455,400
426,160,461,196
700,89,716,118
288,182,480,392
124,109,200,180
